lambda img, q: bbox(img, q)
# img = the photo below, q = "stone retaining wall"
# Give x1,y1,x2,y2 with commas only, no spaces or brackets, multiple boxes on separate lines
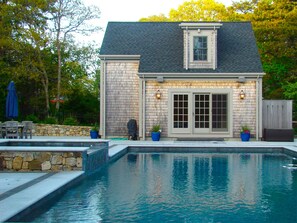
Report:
0,151,83,171
33,124,92,137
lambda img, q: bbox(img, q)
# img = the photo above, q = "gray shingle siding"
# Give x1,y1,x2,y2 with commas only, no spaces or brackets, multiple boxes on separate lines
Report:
100,21,263,74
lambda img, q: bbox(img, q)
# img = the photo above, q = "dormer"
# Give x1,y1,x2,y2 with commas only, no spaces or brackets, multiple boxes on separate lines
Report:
179,23,223,70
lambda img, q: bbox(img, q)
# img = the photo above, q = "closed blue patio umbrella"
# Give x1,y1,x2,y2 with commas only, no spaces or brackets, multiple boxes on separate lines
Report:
6,81,18,119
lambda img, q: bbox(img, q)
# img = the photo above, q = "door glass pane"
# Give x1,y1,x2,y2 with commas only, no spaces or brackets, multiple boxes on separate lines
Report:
173,94,189,129
194,94,210,129
212,94,228,131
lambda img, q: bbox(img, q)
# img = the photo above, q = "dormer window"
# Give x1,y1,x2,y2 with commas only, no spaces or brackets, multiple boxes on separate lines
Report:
179,23,222,70
194,36,207,61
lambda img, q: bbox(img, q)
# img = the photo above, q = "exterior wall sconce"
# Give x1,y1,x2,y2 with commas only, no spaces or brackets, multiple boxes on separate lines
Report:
155,90,161,99
239,90,245,100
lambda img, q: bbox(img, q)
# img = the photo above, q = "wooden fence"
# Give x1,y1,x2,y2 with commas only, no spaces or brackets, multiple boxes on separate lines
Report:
262,100,293,129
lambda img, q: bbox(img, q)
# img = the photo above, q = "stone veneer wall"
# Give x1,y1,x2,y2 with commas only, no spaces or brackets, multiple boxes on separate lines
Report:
105,61,139,136
145,80,257,138
0,151,83,171
34,124,92,136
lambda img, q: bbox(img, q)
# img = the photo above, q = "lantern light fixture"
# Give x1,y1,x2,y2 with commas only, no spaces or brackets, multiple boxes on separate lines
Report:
239,90,245,100
155,90,161,99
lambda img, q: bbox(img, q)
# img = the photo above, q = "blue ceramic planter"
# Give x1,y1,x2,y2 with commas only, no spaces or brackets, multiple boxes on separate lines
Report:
151,132,161,141
90,130,98,139
240,132,250,141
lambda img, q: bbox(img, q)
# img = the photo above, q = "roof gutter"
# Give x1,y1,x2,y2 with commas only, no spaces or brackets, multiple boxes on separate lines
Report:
138,72,266,79
99,55,141,60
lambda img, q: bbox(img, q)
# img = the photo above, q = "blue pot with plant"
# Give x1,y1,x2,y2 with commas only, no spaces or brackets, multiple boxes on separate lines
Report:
151,124,161,141
90,124,99,139
240,125,250,141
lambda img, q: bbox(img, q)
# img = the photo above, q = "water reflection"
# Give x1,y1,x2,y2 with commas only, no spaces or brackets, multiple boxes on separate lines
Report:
172,156,188,191
32,152,296,223
194,157,209,192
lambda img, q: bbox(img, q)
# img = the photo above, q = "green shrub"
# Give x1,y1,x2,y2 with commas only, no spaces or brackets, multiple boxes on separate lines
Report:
91,123,99,131
151,124,161,132
44,116,58,124
25,114,39,123
63,117,79,126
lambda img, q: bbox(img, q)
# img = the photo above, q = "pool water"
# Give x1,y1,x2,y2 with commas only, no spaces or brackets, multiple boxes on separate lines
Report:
31,152,297,223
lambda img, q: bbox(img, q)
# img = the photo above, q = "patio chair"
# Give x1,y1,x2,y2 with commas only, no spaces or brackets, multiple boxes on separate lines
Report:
0,122,5,138
22,121,33,139
4,121,19,139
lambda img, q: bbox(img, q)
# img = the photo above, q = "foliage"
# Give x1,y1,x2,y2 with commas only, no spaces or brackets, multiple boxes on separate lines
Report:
151,124,161,132
63,116,79,126
139,0,240,22
43,116,58,124
140,14,170,22
0,0,101,125
25,114,40,123
47,0,101,112
169,0,229,21
91,123,99,132
240,125,250,133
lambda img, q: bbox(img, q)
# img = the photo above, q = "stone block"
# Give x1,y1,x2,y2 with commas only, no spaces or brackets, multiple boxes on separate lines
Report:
22,162,29,169
24,154,34,162
51,155,63,165
6,160,12,169
76,157,83,168
35,152,51,162
0,157,3,170
52,165,63,171
63,166,73,171
42,161,51,171
13,156,23,170
29,159,42,170
65,157,76,167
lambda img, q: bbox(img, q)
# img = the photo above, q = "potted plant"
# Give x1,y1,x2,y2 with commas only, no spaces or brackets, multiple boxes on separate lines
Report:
240,125,250,141
151,124,161,141
90,123,99,139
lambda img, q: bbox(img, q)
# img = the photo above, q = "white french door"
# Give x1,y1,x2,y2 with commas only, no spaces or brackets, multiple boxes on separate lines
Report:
171,91,230,135
194,94,210,133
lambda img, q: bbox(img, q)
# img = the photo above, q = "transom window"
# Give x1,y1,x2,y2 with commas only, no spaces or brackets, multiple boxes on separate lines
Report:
193,36,207,61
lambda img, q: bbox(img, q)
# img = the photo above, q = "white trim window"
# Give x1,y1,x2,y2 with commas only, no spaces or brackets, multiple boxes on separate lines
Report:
186,30,217,69
193,36,207,61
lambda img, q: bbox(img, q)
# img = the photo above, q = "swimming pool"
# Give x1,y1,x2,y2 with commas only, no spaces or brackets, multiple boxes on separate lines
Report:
31,151,297,222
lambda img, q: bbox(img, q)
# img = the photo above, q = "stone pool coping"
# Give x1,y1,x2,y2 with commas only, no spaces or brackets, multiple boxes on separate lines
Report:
0,146,89,152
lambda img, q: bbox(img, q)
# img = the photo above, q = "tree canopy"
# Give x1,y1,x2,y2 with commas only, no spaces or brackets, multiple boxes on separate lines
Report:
0,0,101,125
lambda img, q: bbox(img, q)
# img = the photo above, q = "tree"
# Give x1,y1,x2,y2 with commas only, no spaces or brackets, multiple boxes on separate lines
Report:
139,14,169,22
0,0,54,118
47,0,100,113
139,0,237,22
169,0,229,21
60,42,100,124
251,0,297,99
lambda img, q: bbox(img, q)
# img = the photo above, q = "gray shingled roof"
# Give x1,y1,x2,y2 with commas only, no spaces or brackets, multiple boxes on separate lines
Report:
100,22,263,73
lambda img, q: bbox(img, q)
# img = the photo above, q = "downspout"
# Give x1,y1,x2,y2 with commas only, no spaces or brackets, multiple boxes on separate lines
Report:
256,74,260,141
258,75,263,139
100,59,106,138
213,29,217,70
142,78,146,140
185,27,188,70
139,78,143,139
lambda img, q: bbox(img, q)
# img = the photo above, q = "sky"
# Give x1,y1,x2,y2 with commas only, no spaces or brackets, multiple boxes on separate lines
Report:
83,0,233,46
